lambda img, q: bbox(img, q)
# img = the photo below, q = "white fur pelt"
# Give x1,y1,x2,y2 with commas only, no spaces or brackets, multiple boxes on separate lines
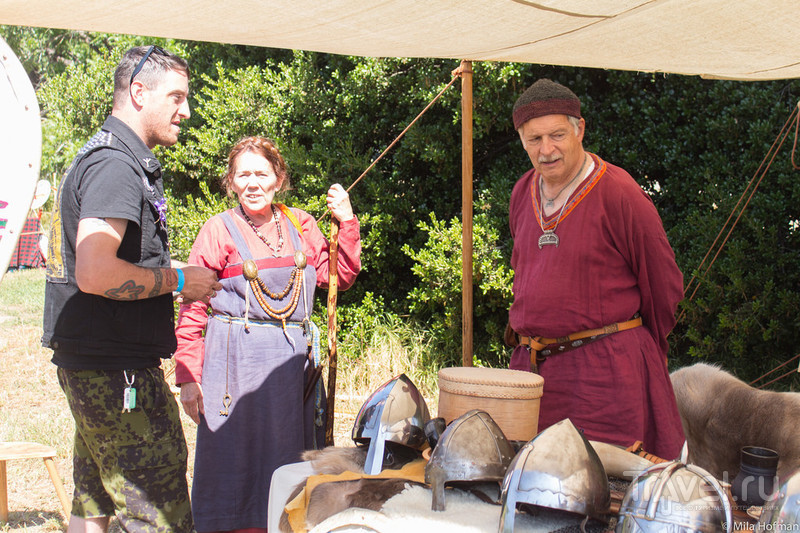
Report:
309,484,588,533
671,362,800,481
280,446,603,532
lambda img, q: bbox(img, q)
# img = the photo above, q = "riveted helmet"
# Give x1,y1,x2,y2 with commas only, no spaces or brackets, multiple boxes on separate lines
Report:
425,409,516,511
352,373,431,475
616,461,732,532
499,419,610,532
758,468,800,530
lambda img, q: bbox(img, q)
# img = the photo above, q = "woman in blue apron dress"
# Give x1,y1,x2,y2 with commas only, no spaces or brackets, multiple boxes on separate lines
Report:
174,137,362,532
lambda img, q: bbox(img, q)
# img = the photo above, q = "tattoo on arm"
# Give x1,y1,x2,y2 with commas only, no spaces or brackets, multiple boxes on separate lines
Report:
105,280,146,301
165,269,178,291
149,268,164,298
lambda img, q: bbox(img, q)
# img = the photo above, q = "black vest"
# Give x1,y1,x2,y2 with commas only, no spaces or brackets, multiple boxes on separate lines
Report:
42,116,177,369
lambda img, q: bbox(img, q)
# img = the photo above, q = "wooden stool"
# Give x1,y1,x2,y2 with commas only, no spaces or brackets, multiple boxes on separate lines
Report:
0,442,71,523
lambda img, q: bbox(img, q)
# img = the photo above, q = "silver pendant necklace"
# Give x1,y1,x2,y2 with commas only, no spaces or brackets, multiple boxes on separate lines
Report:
538,195,569,248
541,166,583,209
537,155,588,248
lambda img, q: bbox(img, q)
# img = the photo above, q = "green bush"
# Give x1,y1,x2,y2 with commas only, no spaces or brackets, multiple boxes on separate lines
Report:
166,180,234,261
402,212,514,368
335,292,440,398
18,26,800,389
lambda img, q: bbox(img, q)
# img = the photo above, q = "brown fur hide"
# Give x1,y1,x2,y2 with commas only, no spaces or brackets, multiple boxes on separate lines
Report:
303,446,369,474
278,447,423,532
671,362,800,481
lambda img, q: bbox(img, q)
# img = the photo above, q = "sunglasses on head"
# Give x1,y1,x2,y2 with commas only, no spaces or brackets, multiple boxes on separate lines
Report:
129,45,167,87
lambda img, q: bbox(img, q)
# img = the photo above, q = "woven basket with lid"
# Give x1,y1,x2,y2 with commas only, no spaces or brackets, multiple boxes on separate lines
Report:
437,367,544,442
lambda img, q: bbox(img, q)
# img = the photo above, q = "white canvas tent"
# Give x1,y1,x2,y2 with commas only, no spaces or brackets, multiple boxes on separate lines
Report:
1,0,798,81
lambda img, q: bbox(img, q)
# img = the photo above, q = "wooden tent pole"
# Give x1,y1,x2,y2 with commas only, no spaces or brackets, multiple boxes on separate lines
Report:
460,60,473,367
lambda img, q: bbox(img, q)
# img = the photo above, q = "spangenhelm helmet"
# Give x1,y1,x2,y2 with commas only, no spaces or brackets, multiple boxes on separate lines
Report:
352,373,431,475
616,461,732,533
425,409,516,511
758,468,800,530
499,419,610,532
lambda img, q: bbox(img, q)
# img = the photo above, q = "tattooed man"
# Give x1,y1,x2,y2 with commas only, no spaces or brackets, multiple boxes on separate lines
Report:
43,45,221,533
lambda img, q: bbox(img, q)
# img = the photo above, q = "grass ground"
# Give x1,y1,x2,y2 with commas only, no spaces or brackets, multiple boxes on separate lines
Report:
1,268,71,531
0,268,437,532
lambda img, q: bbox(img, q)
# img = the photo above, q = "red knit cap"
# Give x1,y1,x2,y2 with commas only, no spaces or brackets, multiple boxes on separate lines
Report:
512,79,581,130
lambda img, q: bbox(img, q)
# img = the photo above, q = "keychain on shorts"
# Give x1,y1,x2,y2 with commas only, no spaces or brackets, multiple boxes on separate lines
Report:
122,370,136,413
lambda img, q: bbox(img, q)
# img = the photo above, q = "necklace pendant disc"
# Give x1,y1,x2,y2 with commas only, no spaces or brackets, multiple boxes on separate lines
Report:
242,259,259,280
294,250,307,269
538,231,560,249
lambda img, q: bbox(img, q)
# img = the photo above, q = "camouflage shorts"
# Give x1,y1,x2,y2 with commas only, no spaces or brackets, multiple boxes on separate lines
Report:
57,367,193,533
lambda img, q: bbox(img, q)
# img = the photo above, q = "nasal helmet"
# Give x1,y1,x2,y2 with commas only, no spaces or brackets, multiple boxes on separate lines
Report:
758,468,800,530
352,373,431,475
616,461,732,532
425,409,516,511
499,419,610,533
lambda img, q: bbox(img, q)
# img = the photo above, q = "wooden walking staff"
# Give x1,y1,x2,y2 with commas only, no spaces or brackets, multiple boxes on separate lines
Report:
324,218,340,446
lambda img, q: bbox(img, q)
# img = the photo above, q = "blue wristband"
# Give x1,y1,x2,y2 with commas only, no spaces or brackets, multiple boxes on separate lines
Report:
176,268,185,292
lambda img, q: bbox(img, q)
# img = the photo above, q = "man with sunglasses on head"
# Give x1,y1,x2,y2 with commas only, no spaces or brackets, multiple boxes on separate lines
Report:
43,45,221,532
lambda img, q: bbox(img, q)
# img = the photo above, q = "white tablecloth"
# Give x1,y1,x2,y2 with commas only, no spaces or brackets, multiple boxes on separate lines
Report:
268,461,316,532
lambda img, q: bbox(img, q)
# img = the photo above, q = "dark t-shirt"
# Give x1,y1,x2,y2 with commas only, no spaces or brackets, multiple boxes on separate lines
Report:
42,116,177,369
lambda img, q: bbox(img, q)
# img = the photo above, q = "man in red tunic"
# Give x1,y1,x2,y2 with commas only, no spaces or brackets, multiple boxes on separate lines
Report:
507,79,685,459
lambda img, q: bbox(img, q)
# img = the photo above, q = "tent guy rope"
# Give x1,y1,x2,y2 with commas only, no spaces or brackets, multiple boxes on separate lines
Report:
749,352,800,389
679,102,800,315
678,100,800,390
323,66,463,445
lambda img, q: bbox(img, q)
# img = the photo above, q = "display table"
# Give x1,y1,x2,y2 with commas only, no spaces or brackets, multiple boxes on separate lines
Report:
268,461,608,533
